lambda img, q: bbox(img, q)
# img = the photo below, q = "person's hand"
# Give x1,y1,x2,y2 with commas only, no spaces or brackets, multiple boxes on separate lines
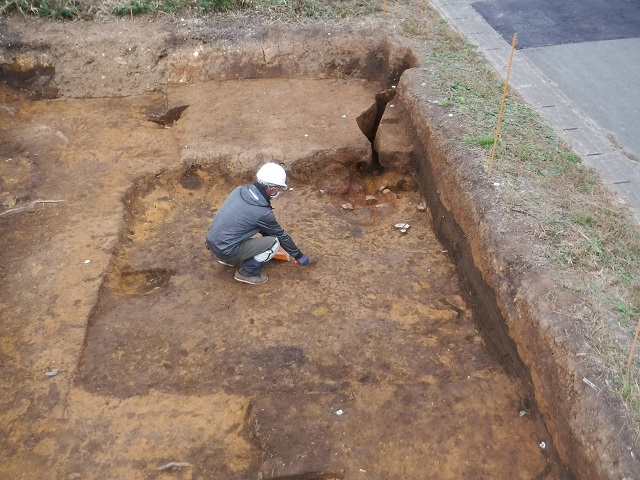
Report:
296,254,311,266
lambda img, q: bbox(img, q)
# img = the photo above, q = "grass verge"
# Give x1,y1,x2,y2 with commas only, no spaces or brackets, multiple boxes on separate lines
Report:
0,0,377,18
397,1,640,435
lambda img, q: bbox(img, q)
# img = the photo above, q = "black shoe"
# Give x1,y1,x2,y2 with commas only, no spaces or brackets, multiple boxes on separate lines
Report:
234,269,268,284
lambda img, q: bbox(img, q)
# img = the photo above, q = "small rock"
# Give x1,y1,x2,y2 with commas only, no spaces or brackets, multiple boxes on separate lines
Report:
365,195,377,204
416,203,426,211
378,184,388,192
341,203,354,210
45,369,58,377
382,188,391,195
157,462,193,471
336,409,344,415
394,222,410,230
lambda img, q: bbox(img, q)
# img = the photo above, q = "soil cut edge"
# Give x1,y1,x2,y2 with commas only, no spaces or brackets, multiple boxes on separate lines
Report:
397,67,639,479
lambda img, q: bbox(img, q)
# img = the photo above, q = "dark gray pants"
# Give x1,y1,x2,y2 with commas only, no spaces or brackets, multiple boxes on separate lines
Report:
208,236,280,274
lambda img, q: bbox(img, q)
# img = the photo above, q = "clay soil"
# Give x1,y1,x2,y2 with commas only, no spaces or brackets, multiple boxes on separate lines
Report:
0,11,630,480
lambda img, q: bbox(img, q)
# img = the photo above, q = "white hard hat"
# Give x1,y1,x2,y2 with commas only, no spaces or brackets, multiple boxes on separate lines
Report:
256,163,288,190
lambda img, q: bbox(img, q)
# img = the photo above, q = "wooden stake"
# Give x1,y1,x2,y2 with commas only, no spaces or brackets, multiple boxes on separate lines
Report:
627,314,640,369
383,0,386,14
130,0,133,20
488,33,517,177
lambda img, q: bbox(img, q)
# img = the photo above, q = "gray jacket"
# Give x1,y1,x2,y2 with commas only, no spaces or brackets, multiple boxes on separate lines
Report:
205,183,303,259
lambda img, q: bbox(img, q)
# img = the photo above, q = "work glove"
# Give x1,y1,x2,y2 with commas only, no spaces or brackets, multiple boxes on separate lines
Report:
296,254,311,266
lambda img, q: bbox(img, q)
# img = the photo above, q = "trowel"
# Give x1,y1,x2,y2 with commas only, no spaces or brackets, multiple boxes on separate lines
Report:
273,246,299,264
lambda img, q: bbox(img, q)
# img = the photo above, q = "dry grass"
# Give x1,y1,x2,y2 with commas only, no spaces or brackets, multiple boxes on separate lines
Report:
0,0,378,19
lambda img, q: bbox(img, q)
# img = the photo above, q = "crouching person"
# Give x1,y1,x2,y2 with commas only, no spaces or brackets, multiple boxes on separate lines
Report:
205,162,311,285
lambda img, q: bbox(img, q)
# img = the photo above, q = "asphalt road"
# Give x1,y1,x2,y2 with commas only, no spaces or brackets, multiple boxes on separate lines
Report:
473,0,640,49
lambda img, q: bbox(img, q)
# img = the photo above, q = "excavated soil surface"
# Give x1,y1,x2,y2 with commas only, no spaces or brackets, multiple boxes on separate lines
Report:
0,66,558,478
1,12,638,480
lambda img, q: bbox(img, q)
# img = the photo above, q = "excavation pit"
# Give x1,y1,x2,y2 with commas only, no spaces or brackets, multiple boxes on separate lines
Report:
78,159,555,477
1,75,559,478
1,16,635,480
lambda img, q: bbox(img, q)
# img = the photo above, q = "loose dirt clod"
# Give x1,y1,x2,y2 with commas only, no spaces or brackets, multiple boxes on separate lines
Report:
0,199,65,216
156,461,193,471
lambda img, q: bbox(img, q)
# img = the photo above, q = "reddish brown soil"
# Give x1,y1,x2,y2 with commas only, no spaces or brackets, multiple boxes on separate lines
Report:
0,11,637,480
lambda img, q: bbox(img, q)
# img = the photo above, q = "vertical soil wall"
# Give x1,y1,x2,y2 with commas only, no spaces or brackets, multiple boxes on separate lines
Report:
396,67,638,479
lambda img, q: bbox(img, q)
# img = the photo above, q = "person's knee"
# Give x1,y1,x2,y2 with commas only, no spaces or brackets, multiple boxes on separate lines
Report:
254,238,280,262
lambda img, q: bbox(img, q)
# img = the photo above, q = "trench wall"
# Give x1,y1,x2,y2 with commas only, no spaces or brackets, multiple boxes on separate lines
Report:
3,18,637,477
0,21,419,99
396,67,637,479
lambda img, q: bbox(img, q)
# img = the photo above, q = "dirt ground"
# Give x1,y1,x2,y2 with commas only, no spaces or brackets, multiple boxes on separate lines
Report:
0,10,635,480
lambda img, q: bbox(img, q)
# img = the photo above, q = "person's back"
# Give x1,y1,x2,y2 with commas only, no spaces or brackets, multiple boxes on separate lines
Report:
206,184,272,258
205,163,311,285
